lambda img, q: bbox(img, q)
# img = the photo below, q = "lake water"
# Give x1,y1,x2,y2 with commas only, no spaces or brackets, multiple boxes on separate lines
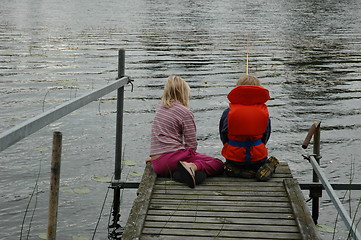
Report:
1,0,361,239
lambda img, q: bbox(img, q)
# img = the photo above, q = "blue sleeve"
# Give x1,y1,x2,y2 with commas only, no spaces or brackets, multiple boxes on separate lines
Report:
219,108,229,144
262,118,271,144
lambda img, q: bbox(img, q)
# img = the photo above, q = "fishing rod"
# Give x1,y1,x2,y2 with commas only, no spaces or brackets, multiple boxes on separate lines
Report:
245,37,249,75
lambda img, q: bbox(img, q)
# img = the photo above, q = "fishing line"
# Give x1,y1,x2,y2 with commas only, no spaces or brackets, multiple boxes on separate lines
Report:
20,158,42,240
92,175,113,240
26,184,39,240
42,90,50,112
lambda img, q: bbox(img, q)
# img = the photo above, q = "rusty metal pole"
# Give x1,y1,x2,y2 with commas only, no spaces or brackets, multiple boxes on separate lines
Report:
311,121,322,224
47,131,62,240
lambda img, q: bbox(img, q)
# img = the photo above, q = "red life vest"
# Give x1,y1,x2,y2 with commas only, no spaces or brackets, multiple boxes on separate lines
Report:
221,85,270,163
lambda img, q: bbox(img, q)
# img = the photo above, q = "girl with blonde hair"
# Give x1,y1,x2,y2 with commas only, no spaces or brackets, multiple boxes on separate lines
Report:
147,76,223,188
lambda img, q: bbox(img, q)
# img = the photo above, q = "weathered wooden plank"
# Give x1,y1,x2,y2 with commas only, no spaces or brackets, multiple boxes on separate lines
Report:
154,183,285,193
284,179,322,240
140,236,293,240
147,209,295,219
154,184,286,192
122,162,156,239
145,215,298,226
143,221,300,233
149,199,292,208
156,175,292,185
151,193,290,202
156,176,283,186
141,228,302,239
148,204,293,214
151,189,288,197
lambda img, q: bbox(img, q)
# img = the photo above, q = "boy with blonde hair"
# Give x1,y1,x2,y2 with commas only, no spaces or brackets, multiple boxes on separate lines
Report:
219,75,278,181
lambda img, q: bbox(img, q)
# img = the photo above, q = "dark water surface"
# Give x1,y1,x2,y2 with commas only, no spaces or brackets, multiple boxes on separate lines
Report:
1,0,361,239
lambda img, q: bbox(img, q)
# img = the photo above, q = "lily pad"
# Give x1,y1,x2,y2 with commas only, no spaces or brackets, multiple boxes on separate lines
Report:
129,171,143,176
72,234,89,240
123,160,136,166
73,187,91,194
38,233,47,239
62,188,75,194
11,115,25,120
91,176,111,183
317,224,338,233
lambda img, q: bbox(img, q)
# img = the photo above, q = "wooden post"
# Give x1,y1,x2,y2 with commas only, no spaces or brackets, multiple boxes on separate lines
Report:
47,131,62,240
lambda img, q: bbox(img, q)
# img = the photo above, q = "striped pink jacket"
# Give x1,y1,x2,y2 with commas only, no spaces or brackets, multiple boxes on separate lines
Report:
150,102,198,156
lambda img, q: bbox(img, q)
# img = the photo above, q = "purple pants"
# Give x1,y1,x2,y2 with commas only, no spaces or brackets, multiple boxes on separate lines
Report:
151,148,224,177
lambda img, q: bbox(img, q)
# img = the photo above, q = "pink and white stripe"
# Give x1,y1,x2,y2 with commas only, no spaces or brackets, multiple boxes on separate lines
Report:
150,102,198,156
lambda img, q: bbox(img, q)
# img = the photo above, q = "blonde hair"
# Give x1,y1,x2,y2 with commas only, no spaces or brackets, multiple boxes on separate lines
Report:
236,75,261,86
161,75,190,108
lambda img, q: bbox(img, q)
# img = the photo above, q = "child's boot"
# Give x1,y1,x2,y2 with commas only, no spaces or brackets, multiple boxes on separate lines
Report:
256,156,279,182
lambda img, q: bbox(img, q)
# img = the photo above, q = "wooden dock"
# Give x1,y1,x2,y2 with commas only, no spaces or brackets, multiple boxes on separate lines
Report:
122,162,321,240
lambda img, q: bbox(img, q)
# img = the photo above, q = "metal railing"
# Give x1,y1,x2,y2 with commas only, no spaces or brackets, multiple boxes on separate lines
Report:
0,50,129,153
301,120,361,240
0,49,132,238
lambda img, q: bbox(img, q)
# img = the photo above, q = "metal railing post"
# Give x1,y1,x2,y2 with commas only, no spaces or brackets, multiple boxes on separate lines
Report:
303,120,361,238
110,49,125,229
115,49,125,180
302,120,322,224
